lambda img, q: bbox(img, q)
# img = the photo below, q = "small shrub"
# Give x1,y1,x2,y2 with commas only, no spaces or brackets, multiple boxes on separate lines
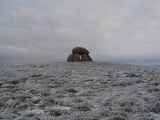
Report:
151,105,160,114
67,88,77,93
124,107,133,113
153,88,159,92
154,83,159,86
42,92,50,96
135,80,143,84
73,98,83,103
113,115,126,120
26,113,34,117
77,106,90,111
32,99,40,104
100,110,110,117
31,74,42,78
0,102,5,107
18,104,28,110
120,103,126,107
77,104,91,111
43,98,56,106
10,80,19,85
19,95,32,102
29,89,38,95
50,109,62,117
126,73,138,77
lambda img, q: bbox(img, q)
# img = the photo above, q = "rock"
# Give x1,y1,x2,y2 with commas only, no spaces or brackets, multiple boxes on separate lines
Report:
87,55,92,61
73,54,80,62
67,47,93,62
72,47,89,55
67,54,74,62
81,54,89,61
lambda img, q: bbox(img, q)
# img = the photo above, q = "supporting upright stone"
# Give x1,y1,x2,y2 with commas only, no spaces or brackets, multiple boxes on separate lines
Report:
73,54,80,62
67,54,74,62
87,54,92,61
81,54,89,61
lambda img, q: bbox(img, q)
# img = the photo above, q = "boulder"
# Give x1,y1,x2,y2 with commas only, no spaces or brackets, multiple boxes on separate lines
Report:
81,54,89,61
72,47,89,55
67,54,74,62
73,54,80,62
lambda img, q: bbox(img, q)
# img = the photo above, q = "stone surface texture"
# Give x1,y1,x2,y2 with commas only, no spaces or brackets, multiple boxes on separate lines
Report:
73,54,80,62
81,54,89,61
87,54,92,61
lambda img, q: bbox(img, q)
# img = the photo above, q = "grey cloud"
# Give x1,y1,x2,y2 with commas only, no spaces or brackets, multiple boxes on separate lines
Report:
0,0,160,65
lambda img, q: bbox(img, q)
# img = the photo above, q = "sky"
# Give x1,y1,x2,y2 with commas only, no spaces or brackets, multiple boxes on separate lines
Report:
0,0,160,65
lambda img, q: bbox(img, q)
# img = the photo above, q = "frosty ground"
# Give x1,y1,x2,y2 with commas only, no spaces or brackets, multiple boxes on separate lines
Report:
0,62,160,120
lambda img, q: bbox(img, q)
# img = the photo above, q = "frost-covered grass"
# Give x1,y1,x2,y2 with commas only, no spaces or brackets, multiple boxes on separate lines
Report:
0,62,160,120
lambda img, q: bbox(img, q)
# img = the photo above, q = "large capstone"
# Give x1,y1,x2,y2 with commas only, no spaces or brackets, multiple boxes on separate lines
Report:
72,47,89,55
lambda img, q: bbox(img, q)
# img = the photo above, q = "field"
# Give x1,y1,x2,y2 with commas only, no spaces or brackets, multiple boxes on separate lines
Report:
0,62,160,120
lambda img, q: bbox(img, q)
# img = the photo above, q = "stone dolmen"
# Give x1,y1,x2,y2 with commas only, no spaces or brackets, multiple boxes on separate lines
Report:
67,47,93,62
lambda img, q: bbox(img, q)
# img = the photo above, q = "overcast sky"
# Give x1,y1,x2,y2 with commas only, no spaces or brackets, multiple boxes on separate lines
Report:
0,0,160,65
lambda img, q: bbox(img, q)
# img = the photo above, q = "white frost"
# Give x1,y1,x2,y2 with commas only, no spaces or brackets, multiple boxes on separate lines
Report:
0,62,160,120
